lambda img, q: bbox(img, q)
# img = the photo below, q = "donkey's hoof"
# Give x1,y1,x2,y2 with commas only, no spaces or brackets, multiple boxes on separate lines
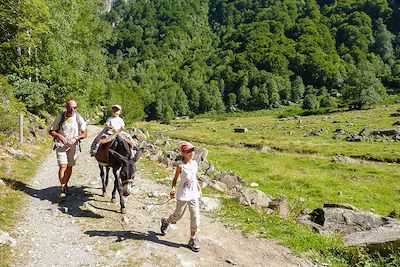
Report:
102,192,106,197
121,208,127,214
111,198,117,204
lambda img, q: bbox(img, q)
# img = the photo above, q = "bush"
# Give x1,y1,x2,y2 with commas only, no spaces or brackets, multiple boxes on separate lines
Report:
302,94,320,110
0,75,26,136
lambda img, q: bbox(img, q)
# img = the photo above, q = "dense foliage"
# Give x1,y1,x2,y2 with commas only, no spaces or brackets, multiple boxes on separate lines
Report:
1,0,400,122
0,0,111,118
106,0,400,121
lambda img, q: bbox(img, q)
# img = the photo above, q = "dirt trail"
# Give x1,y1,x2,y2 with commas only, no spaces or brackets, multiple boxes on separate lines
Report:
10,125,316,267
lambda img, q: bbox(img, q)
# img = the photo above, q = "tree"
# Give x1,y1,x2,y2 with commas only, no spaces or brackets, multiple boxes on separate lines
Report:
302,93,319,110
342,63,386,109
291,75,305,103
372,18,395,63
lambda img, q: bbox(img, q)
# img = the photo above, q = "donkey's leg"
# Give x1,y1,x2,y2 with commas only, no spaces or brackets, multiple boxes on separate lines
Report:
99,165,106,197
112,170,126,213
105,167,110,189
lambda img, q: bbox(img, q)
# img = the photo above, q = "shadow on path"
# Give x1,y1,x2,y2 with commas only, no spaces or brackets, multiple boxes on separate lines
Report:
2,178,103,219
85,230,187,249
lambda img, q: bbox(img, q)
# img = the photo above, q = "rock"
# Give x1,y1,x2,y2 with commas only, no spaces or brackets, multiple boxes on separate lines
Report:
346,135,364,142
193,148,209,172
334,128,347,135
209,181,228,192
269,197,290,218
148,191,168,198
215,171,245,190
0,230,16,246
359,128,371,137
307,205,387,236
371,129,400,136
332,154,358,164
235,188,272,211
260,146,272,152
204,163,215,176
234,128,248,133
311,129,327,136
7,148,28,159
198,175,212,188
250,182,259,187
199,197,221,212
344,222,400,256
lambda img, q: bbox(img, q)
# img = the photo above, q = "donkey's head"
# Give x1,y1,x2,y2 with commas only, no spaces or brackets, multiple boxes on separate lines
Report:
109,146,144,196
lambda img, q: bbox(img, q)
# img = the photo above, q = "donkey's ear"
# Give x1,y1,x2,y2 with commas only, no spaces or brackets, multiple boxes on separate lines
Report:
133,147,144,162
109,149,128,162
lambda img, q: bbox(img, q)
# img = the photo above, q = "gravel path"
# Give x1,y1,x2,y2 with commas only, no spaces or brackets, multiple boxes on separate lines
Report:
10,126,316,267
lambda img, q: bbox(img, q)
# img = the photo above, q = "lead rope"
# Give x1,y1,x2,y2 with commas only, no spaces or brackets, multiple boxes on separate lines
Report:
131,194,173,206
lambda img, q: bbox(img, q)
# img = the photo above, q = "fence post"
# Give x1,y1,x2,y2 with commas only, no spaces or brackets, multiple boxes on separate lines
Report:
19,113,23,144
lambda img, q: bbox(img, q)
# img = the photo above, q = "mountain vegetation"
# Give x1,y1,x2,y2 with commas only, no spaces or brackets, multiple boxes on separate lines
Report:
1,0,400,123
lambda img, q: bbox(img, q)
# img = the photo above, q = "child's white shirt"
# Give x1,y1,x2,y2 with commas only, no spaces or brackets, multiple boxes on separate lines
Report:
176,160,199,201
105,116,125,134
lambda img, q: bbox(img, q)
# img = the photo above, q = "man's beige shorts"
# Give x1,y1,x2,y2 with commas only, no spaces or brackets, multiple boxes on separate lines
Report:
56,145,78,166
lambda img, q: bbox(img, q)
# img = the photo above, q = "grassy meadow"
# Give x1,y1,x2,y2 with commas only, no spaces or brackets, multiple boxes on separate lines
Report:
134,104,400,266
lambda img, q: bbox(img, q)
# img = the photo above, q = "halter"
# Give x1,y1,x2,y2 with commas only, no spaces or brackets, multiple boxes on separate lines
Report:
122,179,134,185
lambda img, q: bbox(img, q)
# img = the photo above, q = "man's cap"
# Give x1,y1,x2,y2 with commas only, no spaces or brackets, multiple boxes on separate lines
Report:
180,142,195,153
112,104,122,110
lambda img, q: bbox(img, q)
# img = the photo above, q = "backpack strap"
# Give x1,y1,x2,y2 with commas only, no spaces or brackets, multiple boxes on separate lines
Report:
55,111,67,132
56,111,83,132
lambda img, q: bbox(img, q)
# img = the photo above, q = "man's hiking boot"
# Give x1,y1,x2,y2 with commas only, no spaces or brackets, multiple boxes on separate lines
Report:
188,237,200,252
59,186,68,200
160,218,170,235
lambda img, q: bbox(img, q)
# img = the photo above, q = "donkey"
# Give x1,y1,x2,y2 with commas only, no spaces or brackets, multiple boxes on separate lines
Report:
96,135,144,214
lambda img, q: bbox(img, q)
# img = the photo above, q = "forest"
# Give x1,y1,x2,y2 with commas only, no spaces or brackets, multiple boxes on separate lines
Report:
1,0,400,125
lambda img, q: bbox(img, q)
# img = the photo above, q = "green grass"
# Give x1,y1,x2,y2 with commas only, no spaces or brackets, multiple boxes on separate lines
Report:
206,145,400,216
135,104,400,266
0,141,49,267
165,104,400,162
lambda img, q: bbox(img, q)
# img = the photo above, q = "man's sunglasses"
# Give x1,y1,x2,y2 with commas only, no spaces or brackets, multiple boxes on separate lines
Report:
67,106,77,109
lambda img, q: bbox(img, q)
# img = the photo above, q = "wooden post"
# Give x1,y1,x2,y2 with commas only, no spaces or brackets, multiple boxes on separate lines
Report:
19,113,23,144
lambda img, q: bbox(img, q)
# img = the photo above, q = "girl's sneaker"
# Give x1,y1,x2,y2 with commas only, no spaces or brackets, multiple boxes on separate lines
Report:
188,237,200,252
160,218,170,235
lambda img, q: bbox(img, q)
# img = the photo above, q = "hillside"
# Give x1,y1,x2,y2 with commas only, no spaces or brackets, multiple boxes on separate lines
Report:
1,0,400,123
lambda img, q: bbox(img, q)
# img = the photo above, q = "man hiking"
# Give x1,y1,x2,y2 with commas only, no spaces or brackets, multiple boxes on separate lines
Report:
48,99,87,199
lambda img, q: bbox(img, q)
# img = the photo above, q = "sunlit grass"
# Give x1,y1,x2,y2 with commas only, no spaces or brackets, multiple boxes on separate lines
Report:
205,145,400,216
166,104,400,162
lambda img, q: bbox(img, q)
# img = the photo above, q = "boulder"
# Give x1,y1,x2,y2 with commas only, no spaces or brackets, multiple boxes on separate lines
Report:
299,203,400,254
332,154,358,164
197,175,212,188
215,171,246,190
359,128,372,137
269,197,290,218
371,129,400,136
209,180,228,192
199,197,221,212
344,222,400,256
204,163,215,176
309,205,386,236
235,188,272,211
